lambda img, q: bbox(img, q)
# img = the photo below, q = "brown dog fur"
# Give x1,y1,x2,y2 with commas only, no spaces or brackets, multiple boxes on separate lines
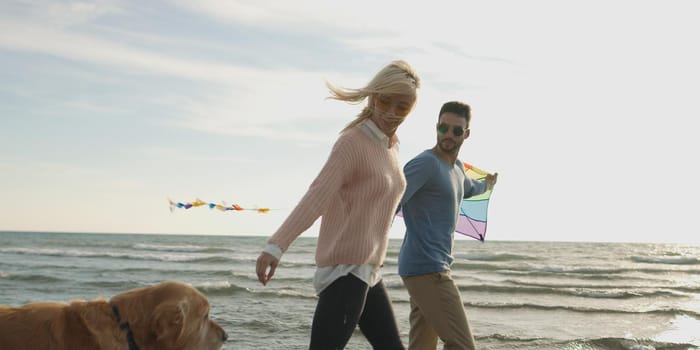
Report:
0,281,227,350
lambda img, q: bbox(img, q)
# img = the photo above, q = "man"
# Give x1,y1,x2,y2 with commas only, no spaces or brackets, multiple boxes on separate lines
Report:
398,101,497,350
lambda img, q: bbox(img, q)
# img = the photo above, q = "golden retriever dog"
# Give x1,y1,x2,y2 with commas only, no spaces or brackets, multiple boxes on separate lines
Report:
0,281,227,350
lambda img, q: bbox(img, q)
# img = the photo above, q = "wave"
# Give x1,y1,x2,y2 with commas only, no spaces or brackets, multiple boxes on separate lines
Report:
389,297,700,319
451,261,700,276
632,255,700,265
573,337,699,350
85,278,265,293
235,319,311,334
276,260,318,268
456,283,689,299
246,287,318,300
497,270,651,281
237,319,281,332
478,334,699,350
187,256,238,264
132,243,230,253
0,247,253,264
184,280,317,300
385,278,696,299
455,252,541,262
84,280,144,290
476,333,556,348
0,272,64,283
192,281,249,295
225,271,310,284
478,333,547,343
503,279,699,296
468,302,700,320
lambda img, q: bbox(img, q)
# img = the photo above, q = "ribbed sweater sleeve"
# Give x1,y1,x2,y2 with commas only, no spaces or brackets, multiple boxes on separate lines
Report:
268,123,406,267
267,134,351,252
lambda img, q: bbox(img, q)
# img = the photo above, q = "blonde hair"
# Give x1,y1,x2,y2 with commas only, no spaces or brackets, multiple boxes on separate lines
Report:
326,60,420,132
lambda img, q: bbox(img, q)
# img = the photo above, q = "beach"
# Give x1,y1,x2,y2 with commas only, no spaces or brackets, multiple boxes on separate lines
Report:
1,231,699,349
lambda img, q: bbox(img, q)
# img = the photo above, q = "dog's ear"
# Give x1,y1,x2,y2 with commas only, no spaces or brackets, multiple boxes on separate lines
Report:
151,300,187,347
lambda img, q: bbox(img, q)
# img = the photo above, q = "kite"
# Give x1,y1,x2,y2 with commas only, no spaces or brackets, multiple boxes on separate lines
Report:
396,162,495,242
168,198,271,213
169,163,495,241
458,163,495,241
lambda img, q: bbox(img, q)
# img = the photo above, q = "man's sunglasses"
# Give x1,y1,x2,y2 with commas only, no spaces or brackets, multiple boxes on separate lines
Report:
437,123,467,136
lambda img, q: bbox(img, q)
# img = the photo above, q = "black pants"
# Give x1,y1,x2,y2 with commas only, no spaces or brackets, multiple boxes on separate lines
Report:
309,274,405,350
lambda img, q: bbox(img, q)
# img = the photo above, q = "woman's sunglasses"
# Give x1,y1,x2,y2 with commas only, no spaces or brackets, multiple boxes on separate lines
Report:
437,123,467,136
376,95,413,117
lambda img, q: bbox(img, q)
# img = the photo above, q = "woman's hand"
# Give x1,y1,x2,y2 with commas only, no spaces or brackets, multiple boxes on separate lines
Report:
256,252,279,286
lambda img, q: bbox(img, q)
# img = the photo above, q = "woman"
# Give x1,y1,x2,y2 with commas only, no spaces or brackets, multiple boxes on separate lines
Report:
255,60,420,349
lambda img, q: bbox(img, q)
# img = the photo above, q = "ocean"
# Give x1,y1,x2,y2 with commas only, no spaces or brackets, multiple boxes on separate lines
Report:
1,231,699,350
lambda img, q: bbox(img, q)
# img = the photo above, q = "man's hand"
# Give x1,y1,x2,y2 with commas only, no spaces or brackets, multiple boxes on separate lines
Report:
486,172,498,190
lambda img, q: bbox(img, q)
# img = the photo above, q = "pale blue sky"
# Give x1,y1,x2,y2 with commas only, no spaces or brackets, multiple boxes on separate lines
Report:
1,0,698,243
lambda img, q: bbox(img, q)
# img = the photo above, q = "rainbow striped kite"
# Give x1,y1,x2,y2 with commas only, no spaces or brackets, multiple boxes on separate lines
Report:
458,163,495,241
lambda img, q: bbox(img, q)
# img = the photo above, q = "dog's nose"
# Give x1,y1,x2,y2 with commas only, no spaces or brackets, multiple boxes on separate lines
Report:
222,330,228,342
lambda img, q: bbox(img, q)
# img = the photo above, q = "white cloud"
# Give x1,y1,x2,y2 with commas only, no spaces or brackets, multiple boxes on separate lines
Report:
169,77,362,142
0,19,267,83
2,0,123,26
171,0,397,34
46,0,123,25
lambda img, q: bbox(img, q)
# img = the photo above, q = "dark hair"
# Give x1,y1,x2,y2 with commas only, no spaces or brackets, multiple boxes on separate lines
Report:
439,101,471,126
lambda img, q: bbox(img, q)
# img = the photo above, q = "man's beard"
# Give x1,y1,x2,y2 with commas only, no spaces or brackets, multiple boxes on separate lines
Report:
438,138,459,154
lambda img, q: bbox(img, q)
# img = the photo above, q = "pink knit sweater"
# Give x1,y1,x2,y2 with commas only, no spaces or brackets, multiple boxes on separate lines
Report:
268,121,406,267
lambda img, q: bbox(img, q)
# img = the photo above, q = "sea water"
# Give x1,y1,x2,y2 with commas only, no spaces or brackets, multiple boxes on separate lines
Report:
1,231,698,349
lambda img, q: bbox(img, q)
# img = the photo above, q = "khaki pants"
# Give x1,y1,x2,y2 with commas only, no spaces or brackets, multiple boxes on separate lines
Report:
401,271,476,350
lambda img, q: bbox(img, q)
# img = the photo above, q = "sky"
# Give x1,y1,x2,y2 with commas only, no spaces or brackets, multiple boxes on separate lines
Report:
1,0,699,244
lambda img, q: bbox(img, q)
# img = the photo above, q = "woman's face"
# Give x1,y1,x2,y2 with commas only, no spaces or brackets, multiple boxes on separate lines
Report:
370,92,417,137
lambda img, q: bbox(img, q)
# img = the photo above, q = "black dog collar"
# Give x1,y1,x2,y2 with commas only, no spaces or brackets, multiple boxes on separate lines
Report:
111,304,140,350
